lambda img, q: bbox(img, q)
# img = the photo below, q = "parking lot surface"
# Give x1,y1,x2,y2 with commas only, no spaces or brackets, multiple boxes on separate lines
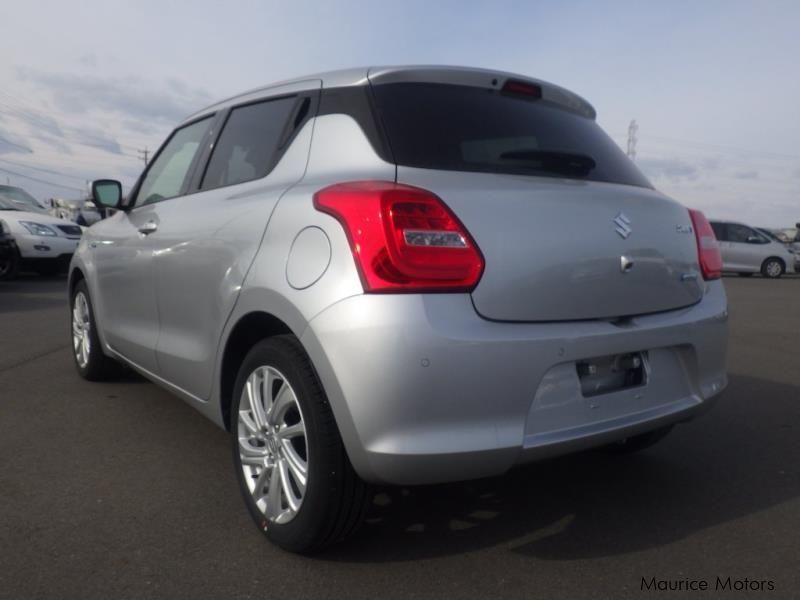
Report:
1,275,798,599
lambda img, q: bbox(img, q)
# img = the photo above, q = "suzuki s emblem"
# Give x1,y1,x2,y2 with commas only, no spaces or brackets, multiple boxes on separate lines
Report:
613,212,632,239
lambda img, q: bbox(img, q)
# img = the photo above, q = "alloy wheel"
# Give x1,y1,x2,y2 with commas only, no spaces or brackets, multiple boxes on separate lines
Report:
237,366,308,524
72,291,91,368
766,261,782,278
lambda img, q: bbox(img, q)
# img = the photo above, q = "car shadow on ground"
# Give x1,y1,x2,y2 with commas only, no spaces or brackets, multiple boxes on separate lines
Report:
318,373,799,563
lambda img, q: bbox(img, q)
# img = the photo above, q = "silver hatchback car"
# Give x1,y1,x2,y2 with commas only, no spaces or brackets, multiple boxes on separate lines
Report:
709,220,796,278
70,66,728,552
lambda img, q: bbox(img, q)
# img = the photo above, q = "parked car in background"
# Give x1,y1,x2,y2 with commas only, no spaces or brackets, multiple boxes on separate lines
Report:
0,218,18,280
757,228,800,270
710,220,795,278
48,197,103,226
776,227,799,244
0,185,84,276
70,66,728,552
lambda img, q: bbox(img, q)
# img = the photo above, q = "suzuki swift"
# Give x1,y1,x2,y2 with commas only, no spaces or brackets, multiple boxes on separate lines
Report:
69,66,728,552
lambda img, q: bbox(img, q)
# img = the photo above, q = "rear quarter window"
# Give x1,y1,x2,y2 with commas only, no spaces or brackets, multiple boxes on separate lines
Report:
200,96,300,190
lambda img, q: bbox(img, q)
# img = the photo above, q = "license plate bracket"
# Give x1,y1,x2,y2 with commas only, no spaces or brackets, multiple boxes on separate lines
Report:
576,352,647,398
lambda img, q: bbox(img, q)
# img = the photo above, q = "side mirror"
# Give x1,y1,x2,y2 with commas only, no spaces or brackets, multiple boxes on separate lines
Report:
91,179,124,210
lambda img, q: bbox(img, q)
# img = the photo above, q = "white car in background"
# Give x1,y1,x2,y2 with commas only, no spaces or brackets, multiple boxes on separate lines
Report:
709,219,795,278
48,197,103,226
0,185,84,277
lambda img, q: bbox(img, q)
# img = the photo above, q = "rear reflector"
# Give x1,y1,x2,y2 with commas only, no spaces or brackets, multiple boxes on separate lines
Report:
314,181,484,292
688,208,722,280
501,80,542,98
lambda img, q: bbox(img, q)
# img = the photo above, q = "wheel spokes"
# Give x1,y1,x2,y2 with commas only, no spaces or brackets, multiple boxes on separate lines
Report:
246,372,268,429
278,459,300,513
277,422,304,440
72,292,91,368
239,437,268,464
268,383,293,426
280,439,307,492
265,463,283,520
236,365,308,525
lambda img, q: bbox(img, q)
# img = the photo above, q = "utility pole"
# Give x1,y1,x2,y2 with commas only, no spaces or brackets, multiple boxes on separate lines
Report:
137,147,150,167
626,120,638,160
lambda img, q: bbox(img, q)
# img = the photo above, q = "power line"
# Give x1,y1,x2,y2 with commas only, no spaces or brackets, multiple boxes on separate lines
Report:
0,133,32,153
0,166,84,193
612,131,800,161
0,158,87,182
137,147,150,166
0,96,161,160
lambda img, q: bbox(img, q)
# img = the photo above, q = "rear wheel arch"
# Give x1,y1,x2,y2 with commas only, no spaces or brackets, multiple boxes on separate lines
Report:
68,267,86,295
220,312,294,431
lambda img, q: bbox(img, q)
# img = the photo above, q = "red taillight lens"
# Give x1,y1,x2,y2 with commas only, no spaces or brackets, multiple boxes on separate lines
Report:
688,208,722,280
314,181,484,292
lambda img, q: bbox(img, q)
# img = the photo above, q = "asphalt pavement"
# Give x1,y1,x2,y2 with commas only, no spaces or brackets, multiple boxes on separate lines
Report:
1,274,798,599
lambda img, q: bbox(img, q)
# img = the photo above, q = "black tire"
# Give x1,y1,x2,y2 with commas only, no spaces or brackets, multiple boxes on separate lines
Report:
761,257,785,279
738,272,753,277
0,247,19,281
70,280,123,381
231,335,372,553
606,425,674,454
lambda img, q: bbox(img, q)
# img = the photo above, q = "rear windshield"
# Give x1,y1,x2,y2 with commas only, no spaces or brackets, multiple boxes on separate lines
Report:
371,82,652,188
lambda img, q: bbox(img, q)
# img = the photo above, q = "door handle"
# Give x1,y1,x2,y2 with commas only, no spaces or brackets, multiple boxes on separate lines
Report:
138,221,158,235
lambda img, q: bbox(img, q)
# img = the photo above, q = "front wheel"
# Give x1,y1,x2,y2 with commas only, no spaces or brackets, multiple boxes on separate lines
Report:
0,247,18,281
761,258,785,279
71,280,123,380
231,336,372,553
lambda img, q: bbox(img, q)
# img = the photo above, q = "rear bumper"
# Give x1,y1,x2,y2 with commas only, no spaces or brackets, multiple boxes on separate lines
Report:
302,281,728,485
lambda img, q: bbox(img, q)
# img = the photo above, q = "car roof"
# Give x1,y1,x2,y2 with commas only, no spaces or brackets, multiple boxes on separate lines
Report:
182,65,596,124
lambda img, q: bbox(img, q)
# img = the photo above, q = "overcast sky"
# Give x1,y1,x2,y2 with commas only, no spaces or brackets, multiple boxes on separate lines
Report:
1,0,798,226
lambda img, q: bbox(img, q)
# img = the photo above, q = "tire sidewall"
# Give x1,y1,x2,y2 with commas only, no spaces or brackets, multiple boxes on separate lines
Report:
762,258,784,278
0,246,19,281
231,338,340,552
70,280,104,378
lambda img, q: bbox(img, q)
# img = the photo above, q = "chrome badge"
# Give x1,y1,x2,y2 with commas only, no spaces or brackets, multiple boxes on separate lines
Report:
613,212,632,239
620,255,635,273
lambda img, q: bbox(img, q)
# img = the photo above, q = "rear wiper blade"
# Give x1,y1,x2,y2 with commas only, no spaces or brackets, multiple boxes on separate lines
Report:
498,150,597,175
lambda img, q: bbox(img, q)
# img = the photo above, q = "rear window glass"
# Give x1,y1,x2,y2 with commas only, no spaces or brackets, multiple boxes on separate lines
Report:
371,82,652,188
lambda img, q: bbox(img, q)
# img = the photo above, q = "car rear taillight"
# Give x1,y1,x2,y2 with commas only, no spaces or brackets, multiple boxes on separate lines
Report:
314,181,484,292
688,208,722,280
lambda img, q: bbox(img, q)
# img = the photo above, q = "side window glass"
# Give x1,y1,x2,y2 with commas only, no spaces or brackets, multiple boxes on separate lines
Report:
200,97,299,190
727,224,754,244
710,222,726,241
135,117,213,207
